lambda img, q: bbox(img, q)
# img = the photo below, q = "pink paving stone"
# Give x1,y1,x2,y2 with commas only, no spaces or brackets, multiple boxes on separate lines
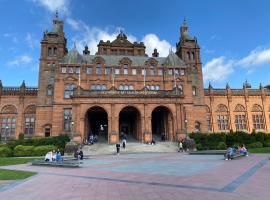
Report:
0,153,270,200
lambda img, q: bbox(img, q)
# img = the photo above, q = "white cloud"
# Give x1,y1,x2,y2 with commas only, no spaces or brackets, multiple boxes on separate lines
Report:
203,57,234,82
237,48,270,67
31,0,69,15
25,33,39,49
7,55,33,66
142,34,175,57
67,18,174,57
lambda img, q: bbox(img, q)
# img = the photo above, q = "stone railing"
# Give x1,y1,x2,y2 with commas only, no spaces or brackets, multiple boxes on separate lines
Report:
1,87,38,96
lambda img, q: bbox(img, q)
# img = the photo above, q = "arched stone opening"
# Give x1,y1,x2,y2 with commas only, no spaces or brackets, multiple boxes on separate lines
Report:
151,106,174,141
85,106,108,143
119,106,141,141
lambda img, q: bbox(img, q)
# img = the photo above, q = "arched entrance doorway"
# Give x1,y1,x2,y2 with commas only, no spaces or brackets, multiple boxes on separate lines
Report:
85,106,108,143
151,106,174,141
119,106,141,141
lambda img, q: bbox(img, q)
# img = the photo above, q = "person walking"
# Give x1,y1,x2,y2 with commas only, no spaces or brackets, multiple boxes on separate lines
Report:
122,138,126,149
178,141,183,152
116,143,121,155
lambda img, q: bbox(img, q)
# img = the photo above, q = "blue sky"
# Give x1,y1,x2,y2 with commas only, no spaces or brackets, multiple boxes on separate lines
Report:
0,0,270,88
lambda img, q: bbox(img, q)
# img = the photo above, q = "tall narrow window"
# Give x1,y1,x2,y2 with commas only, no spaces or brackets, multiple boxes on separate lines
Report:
114,68,120,75
96,64,102,75
216,104,229,131
105,67,110,75
0,105,17,140
63,109,72,131
64,84,76,98
150,66,155,76
158,69,163,76
252,104,265,130
132,68,137,75
48,47,53,56
53,47,57,55
47,85,53,96
142,68,146,76
24,105,36,137
192,86,197,96
124,64,128,75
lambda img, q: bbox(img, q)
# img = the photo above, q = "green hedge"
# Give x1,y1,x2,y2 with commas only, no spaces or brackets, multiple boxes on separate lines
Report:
189,131,270,150
13,145,58,157
33,145,57,156
14,145,35,157
0,146,13,157
8,134,70,150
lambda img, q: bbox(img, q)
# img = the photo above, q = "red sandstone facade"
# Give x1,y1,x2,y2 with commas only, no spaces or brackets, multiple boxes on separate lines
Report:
0,15,269,143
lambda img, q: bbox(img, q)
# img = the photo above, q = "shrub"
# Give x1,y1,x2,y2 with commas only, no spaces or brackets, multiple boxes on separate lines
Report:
18,133,24,140
196,143,207,151
0,146,12,157
14,145,35,157
216,142,227,150
33,145,57,156
247,142,263,149
263,141,270,147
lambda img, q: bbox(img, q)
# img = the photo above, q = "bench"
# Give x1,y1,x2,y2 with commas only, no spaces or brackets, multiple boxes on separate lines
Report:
31,160,81,168
224,153,246,160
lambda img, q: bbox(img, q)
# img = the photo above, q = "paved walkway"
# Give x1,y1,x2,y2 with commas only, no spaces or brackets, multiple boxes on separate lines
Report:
0,153,270,200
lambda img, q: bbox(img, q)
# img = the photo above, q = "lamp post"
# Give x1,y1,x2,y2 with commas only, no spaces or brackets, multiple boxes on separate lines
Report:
5,125,9,144
70,121,74,139
184,119,188,138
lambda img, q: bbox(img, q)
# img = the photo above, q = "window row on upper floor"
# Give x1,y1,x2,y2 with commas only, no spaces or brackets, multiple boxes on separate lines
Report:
61,65,185,76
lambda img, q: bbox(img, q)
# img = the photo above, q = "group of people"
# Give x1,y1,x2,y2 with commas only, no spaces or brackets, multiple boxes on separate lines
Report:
45,149,62,162
86,134,98,145
226,144,248,160
74,148,84,160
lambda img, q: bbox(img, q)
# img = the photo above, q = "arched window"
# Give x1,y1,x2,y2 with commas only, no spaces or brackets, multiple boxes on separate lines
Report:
192,86,196,96
63,109,72,131
191,52,195,60
24,105,36,137
48,47,53,56
187,52,190,60
216,104,229,131
178,84,183,94
0,105,17,140
64,83,76,98
234,104,247,131
194,121,201,132
252,104,264,130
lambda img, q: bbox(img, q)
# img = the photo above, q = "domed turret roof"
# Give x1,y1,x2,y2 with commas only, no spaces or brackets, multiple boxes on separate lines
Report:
163,50,185,66
61,44,83,64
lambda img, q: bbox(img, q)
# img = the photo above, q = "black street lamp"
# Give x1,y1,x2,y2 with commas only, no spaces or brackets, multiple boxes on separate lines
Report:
184,119,188,138
5,125,9,144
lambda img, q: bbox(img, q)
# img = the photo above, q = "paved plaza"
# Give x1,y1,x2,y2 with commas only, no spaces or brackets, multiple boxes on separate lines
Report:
0,153,270,200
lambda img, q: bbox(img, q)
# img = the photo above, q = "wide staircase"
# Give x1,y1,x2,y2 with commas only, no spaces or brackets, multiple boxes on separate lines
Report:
82,141,178,156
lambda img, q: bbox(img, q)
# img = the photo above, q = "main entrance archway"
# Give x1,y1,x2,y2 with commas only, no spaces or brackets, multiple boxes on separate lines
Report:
119,106,141,141
151,106,174,141
85,106,108,142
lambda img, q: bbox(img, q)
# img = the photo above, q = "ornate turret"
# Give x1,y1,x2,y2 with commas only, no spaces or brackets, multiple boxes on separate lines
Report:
83,45,90,55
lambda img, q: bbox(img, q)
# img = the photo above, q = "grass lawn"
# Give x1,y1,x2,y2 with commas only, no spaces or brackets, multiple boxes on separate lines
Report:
0,169,36,180
0,157,42,166
249,147,270,153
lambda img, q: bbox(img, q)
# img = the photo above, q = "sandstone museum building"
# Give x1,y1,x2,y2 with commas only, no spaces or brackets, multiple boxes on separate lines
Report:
1,14,270,143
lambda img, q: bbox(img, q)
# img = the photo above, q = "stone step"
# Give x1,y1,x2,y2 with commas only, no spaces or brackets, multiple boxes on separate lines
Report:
82,142,178,156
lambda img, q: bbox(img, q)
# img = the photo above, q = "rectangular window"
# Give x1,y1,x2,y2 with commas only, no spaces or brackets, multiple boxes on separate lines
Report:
75,67,80,74
63,109,72,131
62,67,67,73
105,67,110,75
68,67,73,73
87,67,93,75
24,116,35,136
96,64,102,75
158,69,163,76
142,68,146,76
252,114,264,130
150,67,155,76
206,115,211,131
180,69,185,76
114,68,120,75
123,64,128,75
111,49,117,55
0,116,16,140
168,69,173,75
132,68,137,75
235,115,247,131
217,115,229,131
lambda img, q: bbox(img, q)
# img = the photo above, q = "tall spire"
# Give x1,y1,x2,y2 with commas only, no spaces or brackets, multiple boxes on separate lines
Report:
180,18,189,36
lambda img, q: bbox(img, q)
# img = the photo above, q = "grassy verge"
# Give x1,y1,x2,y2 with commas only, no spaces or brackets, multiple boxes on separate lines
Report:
249,147,270,153
0,157,42,166
0,169,36,180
